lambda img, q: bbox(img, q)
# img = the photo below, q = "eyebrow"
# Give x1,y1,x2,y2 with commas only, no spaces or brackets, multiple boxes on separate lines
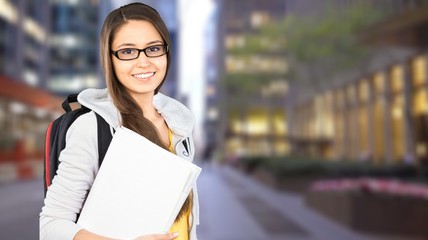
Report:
116,40,164,49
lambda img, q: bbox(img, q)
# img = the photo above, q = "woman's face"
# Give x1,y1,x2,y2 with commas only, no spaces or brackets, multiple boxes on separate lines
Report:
111,20,167,99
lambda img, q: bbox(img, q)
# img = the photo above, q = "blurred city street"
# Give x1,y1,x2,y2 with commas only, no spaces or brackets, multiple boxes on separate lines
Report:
1,0,428,239
1,160,424,240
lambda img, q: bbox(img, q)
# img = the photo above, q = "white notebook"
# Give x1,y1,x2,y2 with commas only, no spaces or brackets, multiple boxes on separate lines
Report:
77,126,201,239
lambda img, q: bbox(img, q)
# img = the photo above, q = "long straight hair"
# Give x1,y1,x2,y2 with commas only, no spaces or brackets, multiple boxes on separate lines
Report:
100,2,192,223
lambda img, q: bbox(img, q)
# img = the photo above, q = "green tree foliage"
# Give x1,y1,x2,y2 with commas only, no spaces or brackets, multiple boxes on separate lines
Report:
222,2,386,102
223,35,287,104
279,2,385,89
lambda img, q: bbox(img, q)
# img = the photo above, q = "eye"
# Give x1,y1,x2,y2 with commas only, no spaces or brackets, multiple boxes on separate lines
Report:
146,45,162,53
118,48,137,55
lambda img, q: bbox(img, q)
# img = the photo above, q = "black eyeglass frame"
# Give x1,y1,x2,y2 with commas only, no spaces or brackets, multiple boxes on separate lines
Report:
111,44,168,60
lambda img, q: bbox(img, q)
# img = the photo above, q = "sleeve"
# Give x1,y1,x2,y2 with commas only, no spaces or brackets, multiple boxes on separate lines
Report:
40,112,99,240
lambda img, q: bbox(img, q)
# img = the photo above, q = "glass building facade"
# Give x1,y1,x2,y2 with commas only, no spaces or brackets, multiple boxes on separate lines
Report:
215,0,289,159
291,53,428,164
48,0,101,95
287,0,428,165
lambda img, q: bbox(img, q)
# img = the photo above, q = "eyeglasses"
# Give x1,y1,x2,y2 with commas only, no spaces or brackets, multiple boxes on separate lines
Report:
111,44,168,60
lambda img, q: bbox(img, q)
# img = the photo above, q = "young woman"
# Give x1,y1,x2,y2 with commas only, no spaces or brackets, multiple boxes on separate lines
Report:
40,3,199,240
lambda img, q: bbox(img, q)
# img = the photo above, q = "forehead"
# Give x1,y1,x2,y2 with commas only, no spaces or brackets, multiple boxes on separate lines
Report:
112,20,163,48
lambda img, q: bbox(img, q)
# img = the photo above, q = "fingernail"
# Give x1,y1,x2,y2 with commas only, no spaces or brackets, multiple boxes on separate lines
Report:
172,232,179,237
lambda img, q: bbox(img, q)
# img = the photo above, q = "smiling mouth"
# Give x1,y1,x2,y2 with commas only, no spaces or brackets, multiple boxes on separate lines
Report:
133,72,155,79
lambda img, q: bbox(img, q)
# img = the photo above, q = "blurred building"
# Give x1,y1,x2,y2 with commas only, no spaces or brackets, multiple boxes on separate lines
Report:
213,0,288,159
49,0,101,95
0,0,62,181
201,2,220,160
0,0,49,87
286,0,428,165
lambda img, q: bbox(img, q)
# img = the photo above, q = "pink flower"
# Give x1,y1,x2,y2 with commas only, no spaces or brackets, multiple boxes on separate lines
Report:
310,178,428,199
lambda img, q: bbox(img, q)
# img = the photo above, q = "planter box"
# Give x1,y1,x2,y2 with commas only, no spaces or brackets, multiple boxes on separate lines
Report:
252,168,322,193
305,191,428,237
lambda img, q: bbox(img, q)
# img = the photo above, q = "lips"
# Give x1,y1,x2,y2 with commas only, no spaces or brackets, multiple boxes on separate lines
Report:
133,72,155,79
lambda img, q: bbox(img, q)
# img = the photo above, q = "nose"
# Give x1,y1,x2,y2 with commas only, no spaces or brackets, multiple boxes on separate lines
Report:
136,53,151,67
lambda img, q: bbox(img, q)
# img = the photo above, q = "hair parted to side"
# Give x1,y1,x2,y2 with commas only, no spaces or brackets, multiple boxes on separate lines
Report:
99,2,192,224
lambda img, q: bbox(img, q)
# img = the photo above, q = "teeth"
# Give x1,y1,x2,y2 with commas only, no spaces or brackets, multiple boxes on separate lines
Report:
133,72,154,79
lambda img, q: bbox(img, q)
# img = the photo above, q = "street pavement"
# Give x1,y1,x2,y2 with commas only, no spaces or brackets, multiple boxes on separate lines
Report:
0,179,43,240
0,161,425,240
196,161,425,240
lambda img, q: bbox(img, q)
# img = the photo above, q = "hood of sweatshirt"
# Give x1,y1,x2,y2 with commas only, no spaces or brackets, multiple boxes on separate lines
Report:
77,88,194,137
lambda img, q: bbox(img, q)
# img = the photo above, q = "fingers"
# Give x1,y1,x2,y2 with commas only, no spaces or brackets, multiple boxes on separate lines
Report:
154,232,179,239
136,232,179,240
168,232,179,239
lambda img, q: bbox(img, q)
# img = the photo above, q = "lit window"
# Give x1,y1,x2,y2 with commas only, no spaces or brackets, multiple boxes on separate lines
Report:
225,35,246,49
273,110,286,136
412,55,427,87
24,18,46,43
390,65,403,93
50,34,80,48
413,89,428,115
226,137,245,157
373,72,385,94
207,107,218,121
10,102,27,115
251,11,269,28
230,112,243,134
231,120,244,134
0,0,18,24
275,140,289,155
392,106,403,119
247,110,269,135
226,55,287,73
23,70,38,86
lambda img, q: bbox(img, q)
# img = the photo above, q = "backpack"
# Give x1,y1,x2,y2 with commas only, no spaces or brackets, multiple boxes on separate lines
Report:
43,94,113,196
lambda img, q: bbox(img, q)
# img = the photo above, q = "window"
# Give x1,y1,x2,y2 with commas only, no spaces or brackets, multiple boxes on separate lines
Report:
412,55,427,87
390,65,403,93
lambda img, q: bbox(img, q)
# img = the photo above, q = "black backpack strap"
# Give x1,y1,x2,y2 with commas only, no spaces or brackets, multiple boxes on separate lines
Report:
95,112,113,167
62,94,79,112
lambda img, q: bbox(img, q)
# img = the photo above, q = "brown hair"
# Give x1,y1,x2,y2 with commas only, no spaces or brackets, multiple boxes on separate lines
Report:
100,2,192,223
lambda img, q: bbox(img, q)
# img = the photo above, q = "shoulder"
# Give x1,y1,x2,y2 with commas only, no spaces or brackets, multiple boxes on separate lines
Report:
65,111,99,157
67,111,97,138
60,111,99,174
77,88,121,128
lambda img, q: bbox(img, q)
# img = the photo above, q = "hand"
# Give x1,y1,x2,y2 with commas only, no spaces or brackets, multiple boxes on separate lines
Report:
134,232,179,240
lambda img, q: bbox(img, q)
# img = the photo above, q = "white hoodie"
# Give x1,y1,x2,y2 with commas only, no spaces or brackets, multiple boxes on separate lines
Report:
40,88,199,240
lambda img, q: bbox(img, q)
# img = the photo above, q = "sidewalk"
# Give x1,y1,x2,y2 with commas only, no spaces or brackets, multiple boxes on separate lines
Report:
0,160,43,184
196,162,423,240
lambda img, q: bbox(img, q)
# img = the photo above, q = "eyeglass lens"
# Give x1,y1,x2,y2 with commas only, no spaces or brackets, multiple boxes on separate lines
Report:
115,45,167,60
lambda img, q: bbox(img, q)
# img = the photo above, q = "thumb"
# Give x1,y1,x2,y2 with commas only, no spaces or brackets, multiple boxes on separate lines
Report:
167,232,179,239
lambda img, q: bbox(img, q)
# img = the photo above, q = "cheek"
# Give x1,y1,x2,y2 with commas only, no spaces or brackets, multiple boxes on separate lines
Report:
112,59,131,75
154,58,168,71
